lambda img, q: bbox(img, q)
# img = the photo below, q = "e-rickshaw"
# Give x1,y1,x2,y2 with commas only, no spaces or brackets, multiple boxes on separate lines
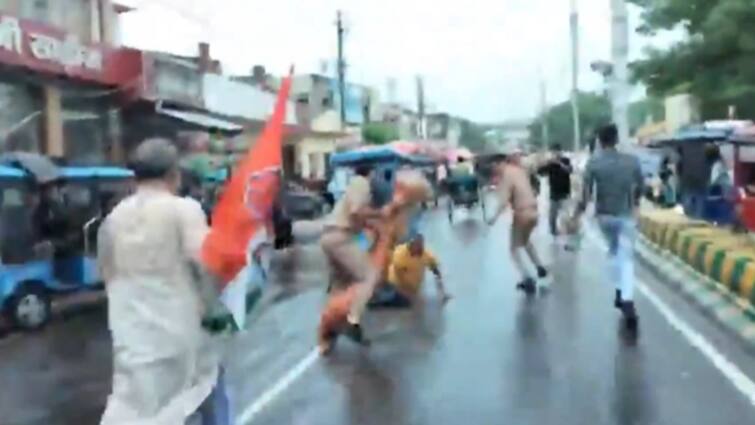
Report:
329,145,436,210
649,126,737,225
0,158,134,330
721,125,755,231
324,146,435,289
441,153,494,224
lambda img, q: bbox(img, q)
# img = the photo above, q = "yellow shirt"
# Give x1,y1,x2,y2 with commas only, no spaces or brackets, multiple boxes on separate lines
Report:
387,244,438,294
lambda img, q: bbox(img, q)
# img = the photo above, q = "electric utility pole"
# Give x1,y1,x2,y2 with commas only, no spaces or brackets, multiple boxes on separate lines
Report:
336,10,347,130
611,0,630,145
540,76,550,148
570,0,581,151
416,75,426,139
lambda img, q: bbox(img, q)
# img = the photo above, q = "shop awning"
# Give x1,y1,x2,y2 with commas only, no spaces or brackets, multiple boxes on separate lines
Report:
156,105,244,133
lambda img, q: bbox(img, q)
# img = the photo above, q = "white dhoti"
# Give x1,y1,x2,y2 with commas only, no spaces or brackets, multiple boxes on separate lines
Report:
98,187,221,425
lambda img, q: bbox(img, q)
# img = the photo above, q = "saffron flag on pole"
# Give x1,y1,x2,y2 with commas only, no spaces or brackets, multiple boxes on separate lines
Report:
201,69,293,331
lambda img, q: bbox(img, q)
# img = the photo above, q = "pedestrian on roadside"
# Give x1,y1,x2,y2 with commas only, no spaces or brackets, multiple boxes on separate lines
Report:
98,138,231,425
319,164,383,351
578,124,644,330
537,143,573,239
487,145,549,294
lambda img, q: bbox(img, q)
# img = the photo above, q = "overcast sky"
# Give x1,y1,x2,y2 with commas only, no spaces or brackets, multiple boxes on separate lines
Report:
118,0,680,123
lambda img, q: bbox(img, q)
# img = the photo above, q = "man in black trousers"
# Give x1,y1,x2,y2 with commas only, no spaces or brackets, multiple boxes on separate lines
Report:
538,144,573,239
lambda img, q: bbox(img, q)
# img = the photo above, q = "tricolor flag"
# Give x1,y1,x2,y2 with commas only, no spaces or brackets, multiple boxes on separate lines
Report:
201,69,293,331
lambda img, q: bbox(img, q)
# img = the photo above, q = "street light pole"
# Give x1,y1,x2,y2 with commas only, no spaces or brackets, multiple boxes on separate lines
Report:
611,0,630,145
570,0,581,152
336,10,347,130
540,76,550,148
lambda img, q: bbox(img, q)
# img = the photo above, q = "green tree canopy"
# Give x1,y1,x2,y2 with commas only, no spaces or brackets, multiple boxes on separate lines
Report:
459,120,487,153
629,0,755,119
629,97,665,133
528,92,612,149
362,122,399,145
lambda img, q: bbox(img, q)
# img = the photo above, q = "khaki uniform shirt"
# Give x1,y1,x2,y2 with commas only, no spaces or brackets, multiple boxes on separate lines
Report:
326,175,372,233
497,164,538,213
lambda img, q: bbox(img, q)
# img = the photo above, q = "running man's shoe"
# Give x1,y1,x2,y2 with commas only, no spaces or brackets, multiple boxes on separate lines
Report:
342,322,371,346
537,266,548,279
621,301,639,331
536,266,552,292
319,331,338,356
516,278,537,295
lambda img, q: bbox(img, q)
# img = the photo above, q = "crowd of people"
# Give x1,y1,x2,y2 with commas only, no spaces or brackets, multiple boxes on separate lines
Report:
318,122,645,352
93,122,646,424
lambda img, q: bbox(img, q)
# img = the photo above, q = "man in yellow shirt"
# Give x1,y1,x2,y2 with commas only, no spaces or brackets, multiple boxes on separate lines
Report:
369,234,450,308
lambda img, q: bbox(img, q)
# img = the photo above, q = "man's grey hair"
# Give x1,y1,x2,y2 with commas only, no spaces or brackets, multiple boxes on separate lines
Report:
130,138,179,180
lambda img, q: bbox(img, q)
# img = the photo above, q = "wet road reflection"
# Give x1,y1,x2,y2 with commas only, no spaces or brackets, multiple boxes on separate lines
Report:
2,209,755,425
242,209,755,425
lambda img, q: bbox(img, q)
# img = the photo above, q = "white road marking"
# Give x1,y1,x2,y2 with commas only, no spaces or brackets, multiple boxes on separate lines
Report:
586,229,755,407
238,348,320,424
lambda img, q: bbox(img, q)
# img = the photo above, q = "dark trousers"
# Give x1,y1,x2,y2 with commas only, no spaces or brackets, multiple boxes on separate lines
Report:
549,198,567,236
368,285,412,309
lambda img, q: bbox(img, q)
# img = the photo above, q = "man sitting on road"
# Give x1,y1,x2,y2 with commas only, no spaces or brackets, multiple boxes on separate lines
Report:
369,234,450,308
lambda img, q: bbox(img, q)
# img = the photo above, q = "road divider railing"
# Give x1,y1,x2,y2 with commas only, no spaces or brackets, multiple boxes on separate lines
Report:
638,209,755,318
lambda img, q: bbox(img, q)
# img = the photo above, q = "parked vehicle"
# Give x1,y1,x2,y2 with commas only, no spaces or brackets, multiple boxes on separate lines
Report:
445,174,486,223
328,145,437,207
279,180,330,221
649,125,737,224
0,161,134,330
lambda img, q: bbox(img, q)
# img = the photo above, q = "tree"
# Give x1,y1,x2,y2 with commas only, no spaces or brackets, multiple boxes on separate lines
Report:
629,97,665,133
459,120,487,153
362,122,399,145
528,92,612,149
629,0,755,119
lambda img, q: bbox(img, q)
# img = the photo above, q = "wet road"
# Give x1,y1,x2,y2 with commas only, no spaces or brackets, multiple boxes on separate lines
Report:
2,206,755,424
231,206,755,425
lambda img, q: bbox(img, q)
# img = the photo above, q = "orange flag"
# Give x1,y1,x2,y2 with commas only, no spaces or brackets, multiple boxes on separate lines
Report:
201,70,293,285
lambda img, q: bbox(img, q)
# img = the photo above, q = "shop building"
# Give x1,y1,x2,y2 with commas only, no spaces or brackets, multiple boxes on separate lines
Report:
0,2,141,164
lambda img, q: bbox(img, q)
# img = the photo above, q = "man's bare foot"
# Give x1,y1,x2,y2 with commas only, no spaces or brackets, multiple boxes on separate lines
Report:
318,332,338,355
319,341,334,356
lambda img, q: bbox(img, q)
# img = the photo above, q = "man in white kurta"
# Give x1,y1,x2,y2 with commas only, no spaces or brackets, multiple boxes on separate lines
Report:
98,139,220,425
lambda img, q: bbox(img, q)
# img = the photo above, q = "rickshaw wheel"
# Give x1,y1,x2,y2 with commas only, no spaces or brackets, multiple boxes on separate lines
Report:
7,282,51,331
480,188,487,220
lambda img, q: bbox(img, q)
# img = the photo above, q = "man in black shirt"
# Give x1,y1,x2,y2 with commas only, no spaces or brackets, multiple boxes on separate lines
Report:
538,144,573,237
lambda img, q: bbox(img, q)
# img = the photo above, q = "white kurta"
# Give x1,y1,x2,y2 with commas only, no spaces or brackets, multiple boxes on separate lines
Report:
98,186,219,425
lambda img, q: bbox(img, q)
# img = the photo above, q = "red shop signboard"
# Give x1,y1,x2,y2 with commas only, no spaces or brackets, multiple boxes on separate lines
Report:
0,13,137,85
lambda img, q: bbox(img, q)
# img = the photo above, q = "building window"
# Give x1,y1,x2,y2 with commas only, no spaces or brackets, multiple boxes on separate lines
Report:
61,106,108,165
324,152,331,177
309,152,319,179
0,82,42,154
20,0,49,22
57,0,91,42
